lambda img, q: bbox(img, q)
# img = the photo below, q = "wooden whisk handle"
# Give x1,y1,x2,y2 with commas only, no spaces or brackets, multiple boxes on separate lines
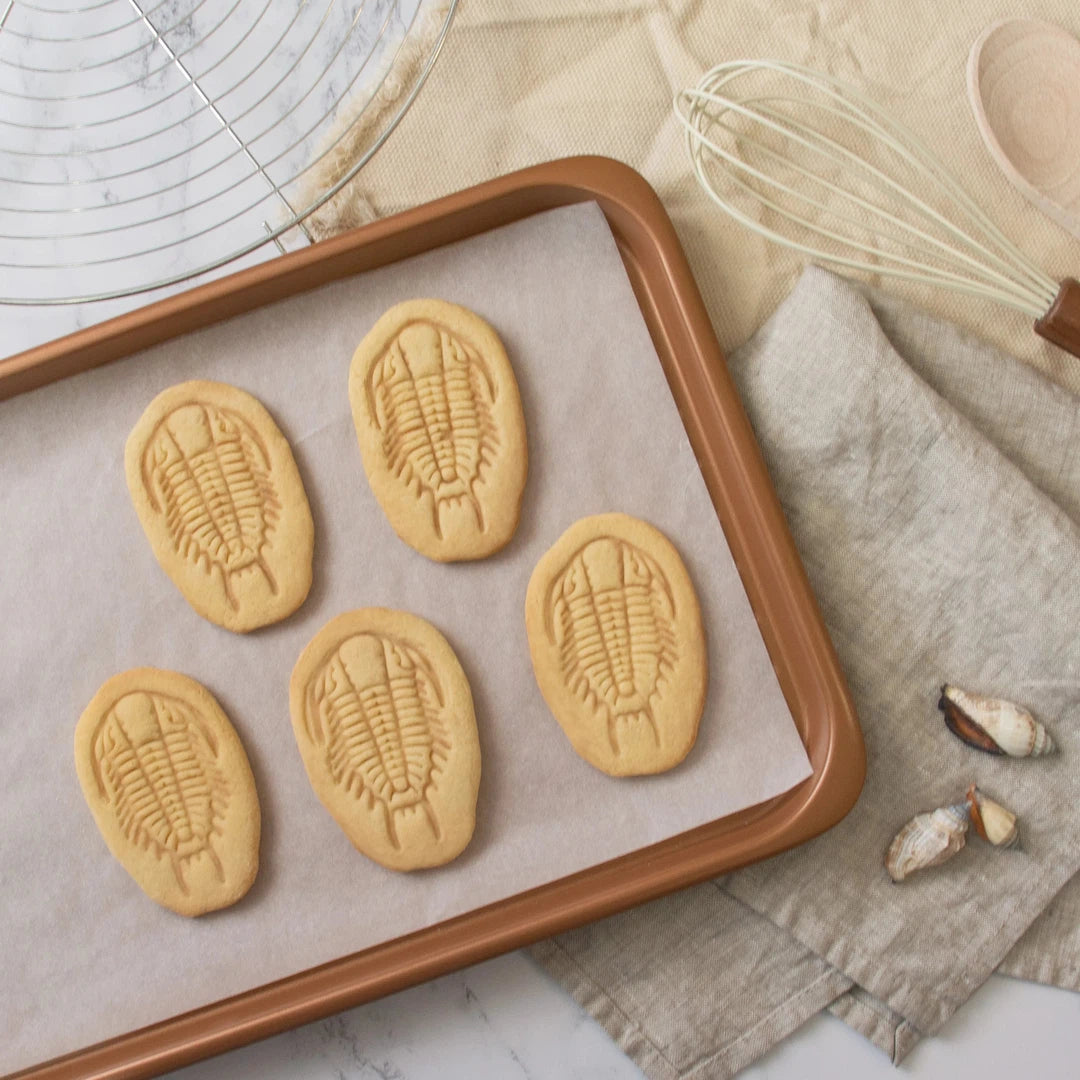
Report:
1035,279,1080,359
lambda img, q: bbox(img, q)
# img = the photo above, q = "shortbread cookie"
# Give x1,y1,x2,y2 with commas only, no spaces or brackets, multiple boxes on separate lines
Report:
290,608,481,870
74,668,260,917
349,299,528,561
525,513,708,776
125,380,314,633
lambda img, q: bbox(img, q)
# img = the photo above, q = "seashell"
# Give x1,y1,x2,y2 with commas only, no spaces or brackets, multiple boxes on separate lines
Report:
966,784,1020,849
938,684,1055,757
886,804,969,883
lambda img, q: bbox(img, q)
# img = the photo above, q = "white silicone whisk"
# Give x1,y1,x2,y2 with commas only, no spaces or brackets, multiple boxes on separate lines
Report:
674,60,1080,359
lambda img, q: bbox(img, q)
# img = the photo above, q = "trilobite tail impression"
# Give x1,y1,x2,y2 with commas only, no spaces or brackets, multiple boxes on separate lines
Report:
526,513,708,777
349,299,528,562
74,668,261,917
290,609,482,871
126,380,314,632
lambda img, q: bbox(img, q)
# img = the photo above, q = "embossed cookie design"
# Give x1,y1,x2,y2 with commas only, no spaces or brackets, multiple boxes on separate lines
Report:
290,608,481,870
349,299,528,561
74,668,261,917
526,513,708,776
126,380,314,633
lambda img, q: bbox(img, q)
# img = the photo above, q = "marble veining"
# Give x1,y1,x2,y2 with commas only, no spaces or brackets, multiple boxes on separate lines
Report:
0,0,427,305
158,954,645,1080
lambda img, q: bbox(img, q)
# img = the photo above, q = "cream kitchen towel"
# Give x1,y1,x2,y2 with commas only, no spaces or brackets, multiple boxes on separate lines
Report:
315,0,1080,394
539,266,1080,1075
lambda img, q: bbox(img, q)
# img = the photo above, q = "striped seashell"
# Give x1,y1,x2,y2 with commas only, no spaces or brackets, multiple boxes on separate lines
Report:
290,609,481,871
350,300,528,562
886,804,969,883
75,668,260,917
939,684,1055,757
966,784,1020,849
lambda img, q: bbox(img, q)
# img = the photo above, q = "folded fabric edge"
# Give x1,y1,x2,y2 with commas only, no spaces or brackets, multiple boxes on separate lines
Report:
529,940,680,1080
722,879,1051,1039
529,940,852,1080
854,275,1080,527
998,950,1080,991
828,988,923,1065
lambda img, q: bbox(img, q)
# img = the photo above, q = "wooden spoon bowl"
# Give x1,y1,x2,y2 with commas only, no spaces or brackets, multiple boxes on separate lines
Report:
968,18,1080,240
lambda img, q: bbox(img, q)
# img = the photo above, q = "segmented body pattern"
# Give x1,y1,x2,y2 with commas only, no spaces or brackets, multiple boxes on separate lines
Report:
546,537,679,753
367,320,499,537
304,633,451,848
90,691,229,892
143,402,281,609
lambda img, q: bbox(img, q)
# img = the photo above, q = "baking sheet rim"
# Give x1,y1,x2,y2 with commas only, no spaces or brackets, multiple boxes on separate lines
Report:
3,156,864,1080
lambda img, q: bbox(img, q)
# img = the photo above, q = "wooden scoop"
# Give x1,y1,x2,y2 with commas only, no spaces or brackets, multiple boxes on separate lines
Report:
968,19,1080,240
969,19,1080,358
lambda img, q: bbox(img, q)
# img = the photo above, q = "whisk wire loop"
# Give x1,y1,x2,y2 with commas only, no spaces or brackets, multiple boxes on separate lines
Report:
688,136,1053,314
676,59,1060,320
693,59,1057,303
681,92,1051,311
747,100,1055,306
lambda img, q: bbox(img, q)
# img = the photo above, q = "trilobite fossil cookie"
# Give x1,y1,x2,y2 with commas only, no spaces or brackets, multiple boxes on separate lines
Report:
290,608,482,871
74,668,261,917
126,379,314,633
349,299,528,562
526,513,708,776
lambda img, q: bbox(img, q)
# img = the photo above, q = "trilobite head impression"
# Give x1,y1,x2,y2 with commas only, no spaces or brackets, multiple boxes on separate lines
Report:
125,379,315,633
349,299,529,562
74,668,261,917
397,322,444,380
525,512,708,777
290,608,482,871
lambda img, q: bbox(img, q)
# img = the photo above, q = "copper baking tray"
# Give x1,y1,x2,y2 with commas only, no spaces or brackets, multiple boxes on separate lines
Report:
2,156,864,1080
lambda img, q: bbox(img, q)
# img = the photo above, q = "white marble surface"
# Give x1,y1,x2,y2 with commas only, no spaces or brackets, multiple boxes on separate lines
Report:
162,953,646,1080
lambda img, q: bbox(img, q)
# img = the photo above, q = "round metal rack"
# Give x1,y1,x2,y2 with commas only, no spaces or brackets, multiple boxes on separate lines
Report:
0,0,455,304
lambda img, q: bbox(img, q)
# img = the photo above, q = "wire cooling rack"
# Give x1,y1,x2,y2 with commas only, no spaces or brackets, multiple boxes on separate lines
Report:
0,0,455,305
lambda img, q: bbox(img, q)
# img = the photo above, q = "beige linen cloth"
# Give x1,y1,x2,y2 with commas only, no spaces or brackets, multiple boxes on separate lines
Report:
537,268,1080,1074
307,0,1080,1073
